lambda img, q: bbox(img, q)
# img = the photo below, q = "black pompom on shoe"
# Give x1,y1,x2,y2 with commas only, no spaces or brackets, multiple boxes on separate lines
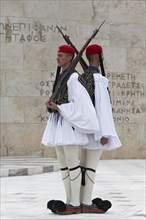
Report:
92,197,112,212
53,200,66,212
100,200,112,212
47,200,56,213
92,197,103,206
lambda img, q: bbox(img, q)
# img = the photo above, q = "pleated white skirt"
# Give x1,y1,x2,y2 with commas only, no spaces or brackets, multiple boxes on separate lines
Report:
41,113,91,147
81,134,122,150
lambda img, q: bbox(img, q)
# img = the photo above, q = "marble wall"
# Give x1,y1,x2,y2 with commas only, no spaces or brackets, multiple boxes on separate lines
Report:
0,0,145,158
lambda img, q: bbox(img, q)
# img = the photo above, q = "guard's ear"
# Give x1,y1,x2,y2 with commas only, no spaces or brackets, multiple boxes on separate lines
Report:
67,54,74,62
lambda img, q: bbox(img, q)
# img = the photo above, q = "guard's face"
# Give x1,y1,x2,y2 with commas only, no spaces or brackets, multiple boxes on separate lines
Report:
57,52,72,68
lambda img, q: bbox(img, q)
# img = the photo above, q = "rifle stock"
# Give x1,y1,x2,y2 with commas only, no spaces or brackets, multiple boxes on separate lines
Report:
49,20,105,103
47,66,61,113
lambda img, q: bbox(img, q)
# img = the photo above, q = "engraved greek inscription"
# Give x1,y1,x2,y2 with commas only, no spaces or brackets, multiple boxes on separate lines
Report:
0,21,67,43
13,33,20,41
13,23,19,31
37,114,48,123
20,34,26,42
113,117,130,123
51,72,55,78
40,81,45,86
46,81,51,87
39,80,54,96
111,82,141,89
112,108,141,114
112,99,134,106
107,72,145,123
40,89,50,96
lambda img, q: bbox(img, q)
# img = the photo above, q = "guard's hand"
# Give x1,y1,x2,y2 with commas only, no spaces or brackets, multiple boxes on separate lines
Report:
100,137,108,145
45,100,50,107
45,101,59,111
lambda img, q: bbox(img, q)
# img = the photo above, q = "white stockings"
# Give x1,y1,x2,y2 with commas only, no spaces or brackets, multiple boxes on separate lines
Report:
80,149,102,205
55,146,102,206
55,145,81,206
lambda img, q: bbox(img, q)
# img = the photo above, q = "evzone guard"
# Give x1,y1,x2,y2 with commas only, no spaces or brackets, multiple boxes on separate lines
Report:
42,25,121,215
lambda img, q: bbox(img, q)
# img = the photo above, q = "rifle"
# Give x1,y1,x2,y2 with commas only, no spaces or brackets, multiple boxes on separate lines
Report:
52,66,61,93
56,26,88,71
49,20,105,104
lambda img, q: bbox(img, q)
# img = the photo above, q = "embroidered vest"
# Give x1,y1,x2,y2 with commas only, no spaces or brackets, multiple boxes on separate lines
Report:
49,72,79,113
78,69,98,105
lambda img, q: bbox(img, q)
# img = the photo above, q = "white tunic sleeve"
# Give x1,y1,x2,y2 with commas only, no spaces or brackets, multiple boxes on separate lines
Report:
94,74,120,138
57,72,99,134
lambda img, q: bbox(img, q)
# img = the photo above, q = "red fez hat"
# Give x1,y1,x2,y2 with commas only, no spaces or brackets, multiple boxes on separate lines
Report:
86,44,103,54
58,45,75,55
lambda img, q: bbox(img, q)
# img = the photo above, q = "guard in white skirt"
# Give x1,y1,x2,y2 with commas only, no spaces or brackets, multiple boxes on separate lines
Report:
42,45,106,215
78,44,122,213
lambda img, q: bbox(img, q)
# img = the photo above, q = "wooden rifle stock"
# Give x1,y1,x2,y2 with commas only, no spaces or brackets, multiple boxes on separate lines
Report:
49,20,105,103
56,26,88,71
47,66,61,113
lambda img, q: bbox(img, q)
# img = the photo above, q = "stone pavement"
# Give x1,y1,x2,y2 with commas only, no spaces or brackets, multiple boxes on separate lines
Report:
0,158,145,220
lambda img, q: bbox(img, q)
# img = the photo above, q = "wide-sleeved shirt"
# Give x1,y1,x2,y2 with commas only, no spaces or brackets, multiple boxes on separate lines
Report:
41,72,100,147
79,67,122,150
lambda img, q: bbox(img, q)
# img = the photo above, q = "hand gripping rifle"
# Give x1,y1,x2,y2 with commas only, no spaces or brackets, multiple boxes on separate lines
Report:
56,26,88,71
49,20,105,104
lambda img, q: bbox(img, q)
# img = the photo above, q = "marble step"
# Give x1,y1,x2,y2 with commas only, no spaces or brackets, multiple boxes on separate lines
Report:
0,156,59,177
